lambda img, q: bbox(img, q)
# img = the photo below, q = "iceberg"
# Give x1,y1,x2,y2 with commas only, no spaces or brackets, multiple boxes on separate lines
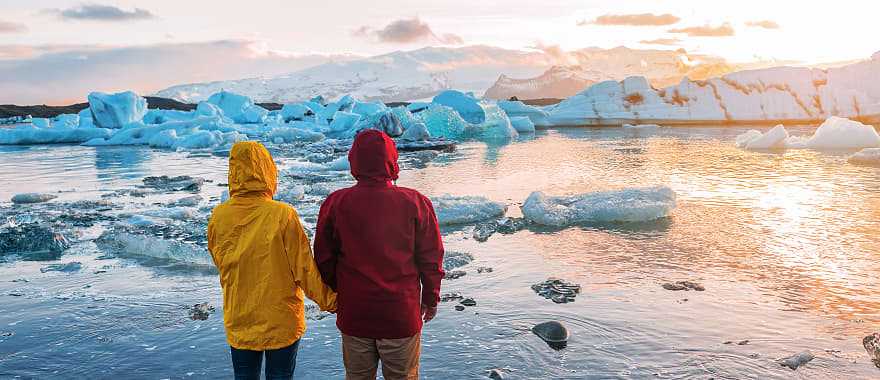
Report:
11,193,58,204
848,148,880,165
432,90,486,124
399,122,430,141
268,126,325,143
96,230,212,266
476,103,518,140
391,106,419,131
352,101,387,117
498,100,551,127
522,186,677,227
802,117,880,149
87,91,148,129
510,117,536,133
735,125,789,150
431,195,507,225
417,105,470,140
280,103,313,122
355,111,403,137
0,124,112,145
206,91,267,124
329,111,361,133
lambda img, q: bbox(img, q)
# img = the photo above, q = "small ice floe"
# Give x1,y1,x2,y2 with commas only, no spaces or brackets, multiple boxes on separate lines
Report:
472,217,530,242
431,195,507,226
442,251,474,271
532,321,569,350
399,122,431,142
864,333,880,368
849,148,880,166
142,175,205,192
737,117,880,151
11,193,58,204
187,303,215,321
662,281,705,291
170,195,203,207
777,351,815,370
522,186,676,227
40,262,82,273
531,279,581,304
472,222,497,242
444,270,466,280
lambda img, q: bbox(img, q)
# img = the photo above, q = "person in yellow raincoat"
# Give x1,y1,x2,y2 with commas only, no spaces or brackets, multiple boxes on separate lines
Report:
208,141,337,380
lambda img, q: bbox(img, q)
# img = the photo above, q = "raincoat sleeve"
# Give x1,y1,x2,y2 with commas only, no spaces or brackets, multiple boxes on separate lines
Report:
283,209,337,312
313,196,339,290
206,214,221,270
414,196,445,308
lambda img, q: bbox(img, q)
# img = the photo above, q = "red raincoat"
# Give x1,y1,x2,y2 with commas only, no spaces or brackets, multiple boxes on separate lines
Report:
314,129,445,339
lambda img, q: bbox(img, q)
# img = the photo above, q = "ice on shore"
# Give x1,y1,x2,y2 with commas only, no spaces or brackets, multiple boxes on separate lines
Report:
849,148,880,165
431,195,507,225
432,90,486,124
88,91,147,129
522,186,676,226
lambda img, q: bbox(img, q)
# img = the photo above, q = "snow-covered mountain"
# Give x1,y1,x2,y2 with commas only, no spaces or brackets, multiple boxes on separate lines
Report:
542,52,880,126
155,46,558,103
484,46,738,100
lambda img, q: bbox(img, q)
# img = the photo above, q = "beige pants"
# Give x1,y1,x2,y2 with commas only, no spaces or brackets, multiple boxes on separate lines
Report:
341,333,421,380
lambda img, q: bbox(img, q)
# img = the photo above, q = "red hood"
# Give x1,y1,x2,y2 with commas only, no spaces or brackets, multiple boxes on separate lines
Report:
349,129,399,182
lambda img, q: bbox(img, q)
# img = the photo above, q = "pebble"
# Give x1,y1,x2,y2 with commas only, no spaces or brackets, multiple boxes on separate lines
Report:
531,278,581,303
778,351,814,370
662,281,705,291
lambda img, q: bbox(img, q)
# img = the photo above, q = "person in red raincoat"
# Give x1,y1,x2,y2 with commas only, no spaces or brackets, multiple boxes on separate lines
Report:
314,129,445,380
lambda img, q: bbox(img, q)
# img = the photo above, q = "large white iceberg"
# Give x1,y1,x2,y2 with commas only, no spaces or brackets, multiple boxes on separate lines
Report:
802,117,880,149
87,91,148,129
522,186,677,226
431,195,507,225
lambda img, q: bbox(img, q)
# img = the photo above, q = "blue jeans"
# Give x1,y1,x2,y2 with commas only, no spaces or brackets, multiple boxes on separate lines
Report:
230,340,301,380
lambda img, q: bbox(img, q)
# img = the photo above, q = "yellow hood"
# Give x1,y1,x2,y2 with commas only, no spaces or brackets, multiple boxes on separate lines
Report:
228,141,277,198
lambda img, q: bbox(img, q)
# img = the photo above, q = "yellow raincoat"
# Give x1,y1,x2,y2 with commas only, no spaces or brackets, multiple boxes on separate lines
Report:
208,141,336,351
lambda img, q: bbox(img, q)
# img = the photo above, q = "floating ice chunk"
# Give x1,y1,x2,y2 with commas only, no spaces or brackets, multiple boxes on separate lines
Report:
326,155,350,171
0,124,111,145
310,95,327,105
268,127,325,143
144,109,195,124
87,91,147,129
735,125,789,150
355,111,403,137
336,95,356,112
329,111,361,133
78,108,95,128
175,130,246,151
52,114,79,128
391,106,418,130
275,185,306,203
849,148,880,165
280,103,312,122
284,161,332,176
477,103,518,140
11,193,58,204
352,101,387,117
418,105,470,140
31,118,50,128
206,91,267,124
497,100,550,126
431,195,507,226
96,230,212,266
399,122,430,141
510,116,536,133
432,90,486,124
195,101,222,118
522,186,676,227
803,117,880,149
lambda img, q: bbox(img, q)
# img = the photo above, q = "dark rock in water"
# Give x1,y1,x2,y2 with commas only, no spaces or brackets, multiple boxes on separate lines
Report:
864,333,880,368
508,96,519,101
396,139,456,153
460,298,476,307
532,321,569,350
0,224,70,260
445,270,466,280
496,217,528,234
778,351,814,370
662,281,705,291
724,340,750,345
440,292,464,302
40,261,82,273
476,267,493,274
1,331,13,337
188,302,215,321
488,369,504,379
143,175,205,192
531,278,581,303
455,305,465,311
443,251,473,271
473,222,497,242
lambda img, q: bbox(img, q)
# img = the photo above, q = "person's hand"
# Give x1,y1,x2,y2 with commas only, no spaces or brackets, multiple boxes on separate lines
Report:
421,303,437,323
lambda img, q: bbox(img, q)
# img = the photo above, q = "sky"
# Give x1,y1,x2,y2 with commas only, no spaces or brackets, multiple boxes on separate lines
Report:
1,0,879,104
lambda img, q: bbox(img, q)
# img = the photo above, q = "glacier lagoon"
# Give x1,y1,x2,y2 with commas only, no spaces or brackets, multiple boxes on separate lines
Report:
1,126,880,378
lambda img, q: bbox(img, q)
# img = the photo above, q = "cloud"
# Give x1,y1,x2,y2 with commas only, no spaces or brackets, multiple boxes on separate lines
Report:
353,17,464,45
0,40,357,105
0,21,28,33
47,4,156,22
668,23,735,37
580,13,680,26
639,38,682,46
746,20,780,29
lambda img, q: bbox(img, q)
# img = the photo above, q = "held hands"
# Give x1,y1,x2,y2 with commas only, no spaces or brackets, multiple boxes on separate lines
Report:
421,303,437,323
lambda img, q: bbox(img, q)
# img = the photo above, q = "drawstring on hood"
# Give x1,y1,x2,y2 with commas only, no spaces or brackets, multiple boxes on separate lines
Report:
349,129,399,183
228,141,278,198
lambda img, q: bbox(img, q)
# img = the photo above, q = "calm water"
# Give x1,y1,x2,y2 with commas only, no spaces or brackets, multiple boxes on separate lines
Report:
1,126,879,379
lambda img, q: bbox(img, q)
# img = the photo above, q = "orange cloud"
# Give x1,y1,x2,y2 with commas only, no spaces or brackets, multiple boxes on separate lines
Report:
581,13,680,26
746,20,780,29
668,23,735,37
639,38,682,46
